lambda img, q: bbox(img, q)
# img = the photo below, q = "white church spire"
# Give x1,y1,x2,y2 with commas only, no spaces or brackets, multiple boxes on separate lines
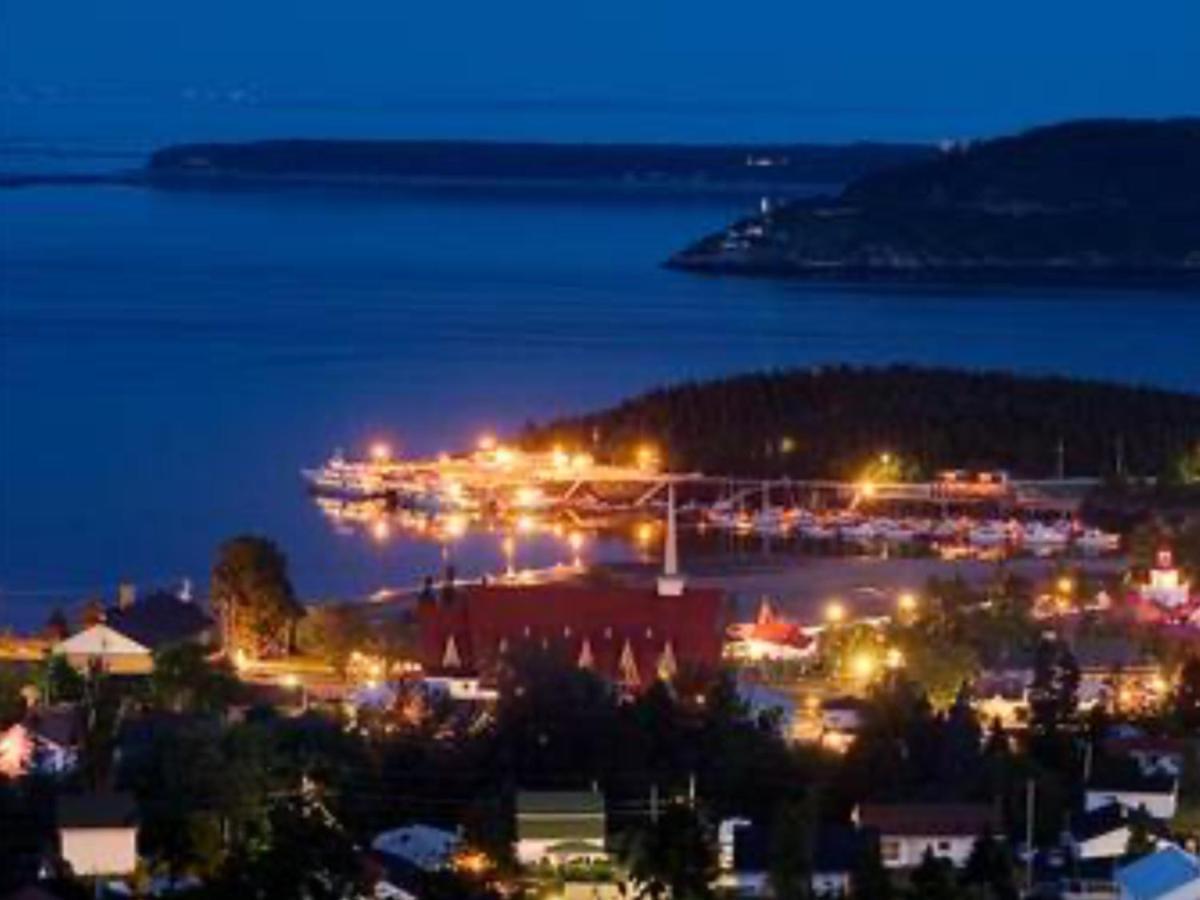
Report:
657,480,686,597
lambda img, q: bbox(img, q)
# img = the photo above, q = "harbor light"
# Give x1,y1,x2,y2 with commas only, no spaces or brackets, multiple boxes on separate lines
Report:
551,446,570,469
371,519,391,543
477,433,497,452
1056,575,1075,596
859,480,878,500
280,673,300,689
897,592,917,615
635,521,654,547
825,601,846,625
514,485,543,508
443,514,468,539
516,514,536,535
369,441,392,462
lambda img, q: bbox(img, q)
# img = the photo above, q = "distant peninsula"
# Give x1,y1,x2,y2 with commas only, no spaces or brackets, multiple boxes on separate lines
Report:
668,118,1200,282
142,139,933,192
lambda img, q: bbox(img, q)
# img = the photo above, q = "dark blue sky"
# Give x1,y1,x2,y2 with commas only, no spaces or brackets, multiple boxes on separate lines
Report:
3,0,1198,139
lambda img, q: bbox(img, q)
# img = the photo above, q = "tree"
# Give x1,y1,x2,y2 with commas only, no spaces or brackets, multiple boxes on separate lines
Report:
150,643,238,715
0,666,26,727
850,832,893,900
44,608,69,641
768,795,816,900
961,829,1017,899
908,847,963,900
211,536,304,658
1028,636,1080,736
622,803,717,900
1174,656,1200,729
216,794,365,900
41,654,85,705
1125,815,1157,860
296,605,368,677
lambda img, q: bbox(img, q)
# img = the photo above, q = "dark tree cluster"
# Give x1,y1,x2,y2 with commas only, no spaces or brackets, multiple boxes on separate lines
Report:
524,366,1200,481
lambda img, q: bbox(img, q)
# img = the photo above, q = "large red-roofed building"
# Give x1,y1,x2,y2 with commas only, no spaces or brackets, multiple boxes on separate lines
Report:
417,581,726,692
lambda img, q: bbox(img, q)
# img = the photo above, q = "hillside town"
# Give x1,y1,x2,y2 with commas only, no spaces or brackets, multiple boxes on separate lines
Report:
2,482,1200,900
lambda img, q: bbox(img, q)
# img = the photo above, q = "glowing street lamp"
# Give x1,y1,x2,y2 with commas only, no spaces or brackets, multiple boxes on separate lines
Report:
635,444,659,471
568,531,585,569
1056,575,1075,596
825,601,846,625
369,442,392,463
477,433,497,452
851,652,876,681
502,535,516,578
885,647,905,670
897,592,918,617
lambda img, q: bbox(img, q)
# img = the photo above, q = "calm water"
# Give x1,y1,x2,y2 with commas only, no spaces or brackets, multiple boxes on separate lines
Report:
3,105,1200,627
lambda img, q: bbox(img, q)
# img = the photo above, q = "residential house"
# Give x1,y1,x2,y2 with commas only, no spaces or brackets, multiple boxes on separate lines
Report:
855,802,1001,869
515,791,606,866
53,591,214,676
54,624,153,675
57,792,139,877
1086,763,1178,821
1071,802,1169,862
715,818,768,896
1115,844,1200,900
1105,736,1188,779
105,590,215,653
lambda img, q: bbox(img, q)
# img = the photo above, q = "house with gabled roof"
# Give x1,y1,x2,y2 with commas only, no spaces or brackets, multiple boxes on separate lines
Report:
417,489,723,694
1115,844,1200,900
854,802,1002,869
515,790,607,866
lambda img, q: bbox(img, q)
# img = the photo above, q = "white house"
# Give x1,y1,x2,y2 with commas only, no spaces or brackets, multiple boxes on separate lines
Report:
58,792,139,877
515,791,606,867
1116,844,1200,900
855,803,1001,869
54,623,153,675
1086,769,1178,821
1071,803,1169,862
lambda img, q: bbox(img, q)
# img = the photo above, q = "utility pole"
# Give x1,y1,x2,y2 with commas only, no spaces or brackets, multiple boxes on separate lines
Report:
1025,778,1036,892
650,783,659,824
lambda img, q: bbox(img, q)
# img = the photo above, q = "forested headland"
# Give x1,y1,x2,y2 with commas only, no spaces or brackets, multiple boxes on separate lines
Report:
522,366,1200,481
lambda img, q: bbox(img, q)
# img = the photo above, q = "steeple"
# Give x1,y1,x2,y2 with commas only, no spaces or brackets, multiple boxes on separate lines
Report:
657,481,686,597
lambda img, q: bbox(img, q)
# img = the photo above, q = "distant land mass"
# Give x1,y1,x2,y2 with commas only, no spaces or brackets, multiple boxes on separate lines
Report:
141,139,934,192
523,366,1200,481
668,118,1200,283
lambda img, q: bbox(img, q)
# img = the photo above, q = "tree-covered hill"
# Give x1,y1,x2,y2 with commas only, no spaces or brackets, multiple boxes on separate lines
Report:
670,118,1200,280
522,366,1200,480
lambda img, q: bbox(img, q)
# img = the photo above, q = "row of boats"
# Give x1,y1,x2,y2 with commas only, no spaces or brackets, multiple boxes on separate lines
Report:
705,506,1119,552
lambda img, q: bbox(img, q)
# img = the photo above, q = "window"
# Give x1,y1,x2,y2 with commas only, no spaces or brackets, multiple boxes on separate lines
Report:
880,839,901,863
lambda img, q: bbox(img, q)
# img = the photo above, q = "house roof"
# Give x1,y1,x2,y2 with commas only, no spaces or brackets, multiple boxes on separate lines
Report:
1117,845,1200,899
55,624,150,658
57,792,137,829
1073,802,1168,844
105,592,213,651
371,824,459,873
1088,761,1177,796
856,803,1000,838
516,791,605,842
418,582,724,691
517,791,605,816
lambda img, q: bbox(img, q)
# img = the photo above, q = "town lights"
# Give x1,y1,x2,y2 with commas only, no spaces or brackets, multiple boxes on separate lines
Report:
516,515,536,535
369,442,392,462
859,481,878,500
885,648,905,669
897,592,917,615
551,446,570,469
1056,575,1075,595
477,433,497,452
514,486,543,509
443,514,468,540
825,601,846,625
635,444,659,470
280,673,300,689
635,521,654,546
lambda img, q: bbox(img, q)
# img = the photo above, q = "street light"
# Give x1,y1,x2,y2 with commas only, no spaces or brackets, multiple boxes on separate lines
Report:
369,442,392,463
897,592,917,616
825,601,846,625
851,652,876,681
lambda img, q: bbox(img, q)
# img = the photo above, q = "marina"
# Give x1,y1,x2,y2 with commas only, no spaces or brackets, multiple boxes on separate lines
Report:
304,441,1122,565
